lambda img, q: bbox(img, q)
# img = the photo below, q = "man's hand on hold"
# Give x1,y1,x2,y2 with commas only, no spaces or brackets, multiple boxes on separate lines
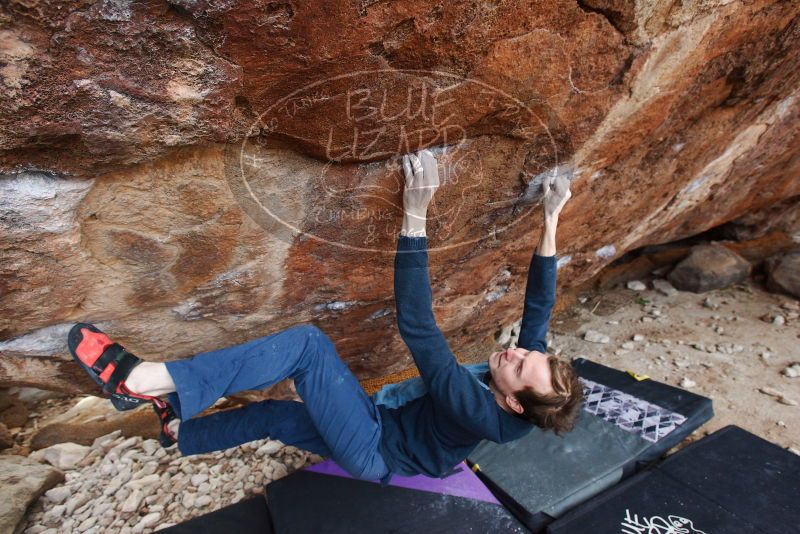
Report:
401,150,440,237
543,173,572,220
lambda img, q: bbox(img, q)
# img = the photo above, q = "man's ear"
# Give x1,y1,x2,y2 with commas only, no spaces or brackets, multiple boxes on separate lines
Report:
505,394,524,415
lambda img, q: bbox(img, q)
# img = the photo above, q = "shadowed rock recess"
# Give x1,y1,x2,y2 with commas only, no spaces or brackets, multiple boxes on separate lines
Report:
1,0,799,392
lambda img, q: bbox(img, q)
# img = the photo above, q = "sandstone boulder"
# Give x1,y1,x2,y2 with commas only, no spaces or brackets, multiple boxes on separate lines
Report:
5,387,66,407
668,244,751,293
30,409,159,451
0,455,64,534
0,393,29,428
765,249,800,299
30,396,159,450
1,0,799,393
0,422,13,450
30,442,91,470
652,279,678,297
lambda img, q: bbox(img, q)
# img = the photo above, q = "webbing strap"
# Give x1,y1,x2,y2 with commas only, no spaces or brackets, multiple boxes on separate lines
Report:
94,343,123,371
104,349,140,393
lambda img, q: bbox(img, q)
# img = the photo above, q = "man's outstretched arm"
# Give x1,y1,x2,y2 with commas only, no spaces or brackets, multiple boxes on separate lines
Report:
517,175,571,352
394,234,457,382
392,152,498,429
394,151,454,384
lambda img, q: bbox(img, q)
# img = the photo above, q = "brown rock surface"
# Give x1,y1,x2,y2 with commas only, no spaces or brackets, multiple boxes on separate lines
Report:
0,394,29,428
0,455,64,534
766,249,800,298
29,397,159,450
0,423,13,450
1,0,799,392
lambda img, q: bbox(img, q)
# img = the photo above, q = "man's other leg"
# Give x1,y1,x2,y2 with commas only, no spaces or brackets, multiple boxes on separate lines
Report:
177,399,333,457
286,326,388,481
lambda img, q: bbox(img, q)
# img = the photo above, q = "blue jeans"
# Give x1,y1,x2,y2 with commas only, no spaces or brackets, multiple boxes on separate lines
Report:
163,324,389,481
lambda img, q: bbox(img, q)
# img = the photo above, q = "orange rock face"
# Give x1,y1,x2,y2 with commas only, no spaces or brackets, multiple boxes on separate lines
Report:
1,0,799,392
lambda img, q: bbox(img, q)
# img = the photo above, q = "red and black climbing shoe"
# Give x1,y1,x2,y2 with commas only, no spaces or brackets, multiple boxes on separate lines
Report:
152,398,178,448
68,323,157,411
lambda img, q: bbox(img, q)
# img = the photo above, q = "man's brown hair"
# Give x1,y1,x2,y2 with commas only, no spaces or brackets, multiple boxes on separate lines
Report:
513,356,583,435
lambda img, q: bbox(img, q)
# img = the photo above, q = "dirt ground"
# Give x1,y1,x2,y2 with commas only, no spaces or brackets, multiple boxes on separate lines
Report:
548,276,799,453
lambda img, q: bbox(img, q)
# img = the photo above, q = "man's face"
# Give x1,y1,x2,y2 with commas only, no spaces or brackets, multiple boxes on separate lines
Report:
489,347,554,401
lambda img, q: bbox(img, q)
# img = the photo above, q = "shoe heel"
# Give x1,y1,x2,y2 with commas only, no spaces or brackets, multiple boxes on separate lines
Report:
110,394,142,412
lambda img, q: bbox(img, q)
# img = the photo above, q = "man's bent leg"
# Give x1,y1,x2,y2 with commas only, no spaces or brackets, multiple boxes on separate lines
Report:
162,324,387,480
163,324,335,420
177,400,333,457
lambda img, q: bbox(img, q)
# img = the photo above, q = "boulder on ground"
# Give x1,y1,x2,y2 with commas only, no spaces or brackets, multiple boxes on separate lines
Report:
652,279,678,296
30,409,158,450
30,442,90,470
6,387,66,407
765,249,800,298
0,455,64,534
0,393,29,428
0,422,13,450
667,244,751,293
29,395,159,450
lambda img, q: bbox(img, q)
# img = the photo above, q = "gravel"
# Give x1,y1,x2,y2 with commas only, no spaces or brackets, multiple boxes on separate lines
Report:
22,434,323,533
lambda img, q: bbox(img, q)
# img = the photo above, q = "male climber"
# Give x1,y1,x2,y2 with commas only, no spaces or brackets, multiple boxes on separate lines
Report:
68,149,582,484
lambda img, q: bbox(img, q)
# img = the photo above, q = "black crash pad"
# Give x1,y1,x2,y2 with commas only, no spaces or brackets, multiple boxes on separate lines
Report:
467,358,714,532
266,460,526,533
159,496,273,534
547,425,800,534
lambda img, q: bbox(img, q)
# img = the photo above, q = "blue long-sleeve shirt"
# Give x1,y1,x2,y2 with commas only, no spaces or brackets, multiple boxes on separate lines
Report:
376,236,557,480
